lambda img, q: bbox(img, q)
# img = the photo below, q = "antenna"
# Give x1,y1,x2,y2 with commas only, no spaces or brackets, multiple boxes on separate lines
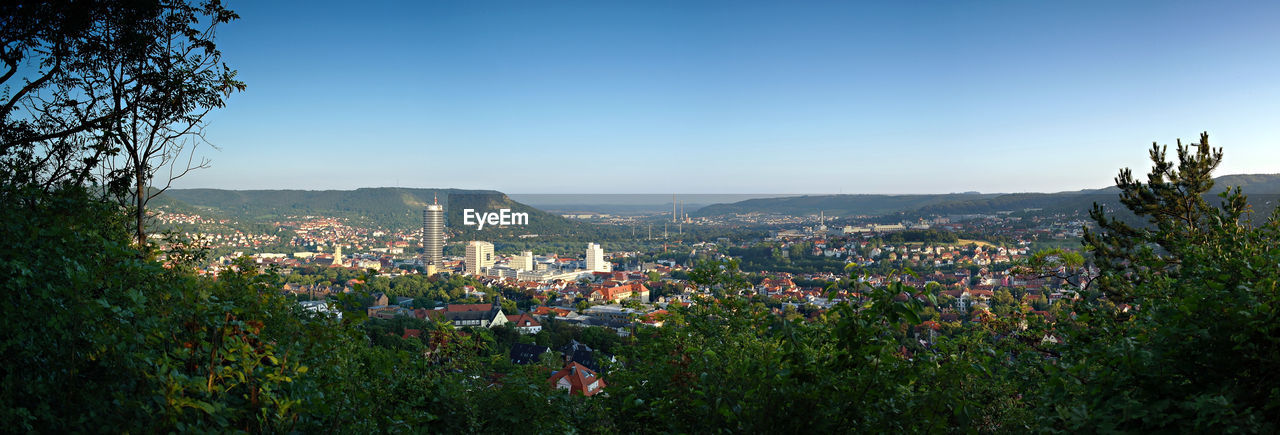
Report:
678,202,683,236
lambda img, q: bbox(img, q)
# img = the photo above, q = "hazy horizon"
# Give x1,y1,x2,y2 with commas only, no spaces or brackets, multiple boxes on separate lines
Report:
170,170,1280,196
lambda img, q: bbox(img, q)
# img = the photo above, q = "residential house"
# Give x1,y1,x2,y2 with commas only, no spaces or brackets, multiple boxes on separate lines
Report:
548,361,606,397
560,339,602,372
423,301,508,329
506,313,542,334
532,306,573,318
588,282,650,303
510,343,552,365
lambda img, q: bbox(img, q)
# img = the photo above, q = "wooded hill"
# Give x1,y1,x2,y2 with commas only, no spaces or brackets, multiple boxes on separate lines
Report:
156,187,604,239
692,174,1280,220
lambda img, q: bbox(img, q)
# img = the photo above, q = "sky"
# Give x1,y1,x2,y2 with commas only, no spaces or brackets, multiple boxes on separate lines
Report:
180,0,1280,194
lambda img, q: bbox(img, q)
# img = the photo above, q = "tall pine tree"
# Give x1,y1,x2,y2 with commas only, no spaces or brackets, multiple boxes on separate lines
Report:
1082,132,1244,302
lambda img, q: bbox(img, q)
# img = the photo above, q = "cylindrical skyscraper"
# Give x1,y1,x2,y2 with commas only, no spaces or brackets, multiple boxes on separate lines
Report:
422,196,444,270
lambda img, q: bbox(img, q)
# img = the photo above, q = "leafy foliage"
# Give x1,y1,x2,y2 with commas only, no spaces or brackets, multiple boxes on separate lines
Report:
1,186,310,431
1044,133,1280,431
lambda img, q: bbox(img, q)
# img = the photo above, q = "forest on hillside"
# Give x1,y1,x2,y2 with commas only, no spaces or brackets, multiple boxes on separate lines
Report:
694,176,1280,222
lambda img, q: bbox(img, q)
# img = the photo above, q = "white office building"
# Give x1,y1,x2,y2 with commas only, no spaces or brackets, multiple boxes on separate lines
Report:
465,241,495,275
585,243,610,273
512,251,534,271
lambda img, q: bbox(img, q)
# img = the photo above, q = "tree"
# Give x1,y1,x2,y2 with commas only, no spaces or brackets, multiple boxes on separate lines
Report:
1013,248,1090,291
1043,132,1280,431
499,298,517,315
687,258,751,297
1082,132,1230,302
990,289,1019,317
96,1,244,247
2,1,243,245
2,1,129,197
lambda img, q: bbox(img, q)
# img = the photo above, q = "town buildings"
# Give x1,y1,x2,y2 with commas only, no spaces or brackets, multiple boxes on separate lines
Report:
465,241,494,275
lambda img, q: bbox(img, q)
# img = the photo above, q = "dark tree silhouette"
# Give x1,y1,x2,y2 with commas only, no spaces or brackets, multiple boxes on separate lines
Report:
1,1,243,248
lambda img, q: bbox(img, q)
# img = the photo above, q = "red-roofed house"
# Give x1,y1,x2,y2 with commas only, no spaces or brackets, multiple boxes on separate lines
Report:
446,304,493,313
548,361,606,397
532,306,572,318
589,282,650,303
638,309,668,327
506,313,542,334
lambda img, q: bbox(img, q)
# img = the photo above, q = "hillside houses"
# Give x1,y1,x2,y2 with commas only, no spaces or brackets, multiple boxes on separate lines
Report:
282,282,349,300
755,276,797,296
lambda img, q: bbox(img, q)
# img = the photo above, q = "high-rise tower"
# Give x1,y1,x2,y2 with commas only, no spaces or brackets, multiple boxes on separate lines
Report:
586,243,610,273
422,195,445,270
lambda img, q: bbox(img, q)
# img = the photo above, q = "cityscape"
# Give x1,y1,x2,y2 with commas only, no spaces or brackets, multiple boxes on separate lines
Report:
5,1,1280,432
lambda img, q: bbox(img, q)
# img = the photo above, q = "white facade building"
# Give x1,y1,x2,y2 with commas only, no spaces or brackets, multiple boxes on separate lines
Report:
512,251,534,271
585,243,610,273
465,241,494,275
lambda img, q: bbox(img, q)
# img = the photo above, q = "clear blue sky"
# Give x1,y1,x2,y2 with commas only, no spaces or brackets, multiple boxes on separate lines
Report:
183,0,1280,194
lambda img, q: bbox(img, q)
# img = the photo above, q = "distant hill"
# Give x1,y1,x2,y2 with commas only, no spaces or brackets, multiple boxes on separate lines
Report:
691,193,1000,218
155,173,1280,236
508,194,796,216
155,187,603,239
1214,173,1280,193
692,174,1280,220
909,173,1280,219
